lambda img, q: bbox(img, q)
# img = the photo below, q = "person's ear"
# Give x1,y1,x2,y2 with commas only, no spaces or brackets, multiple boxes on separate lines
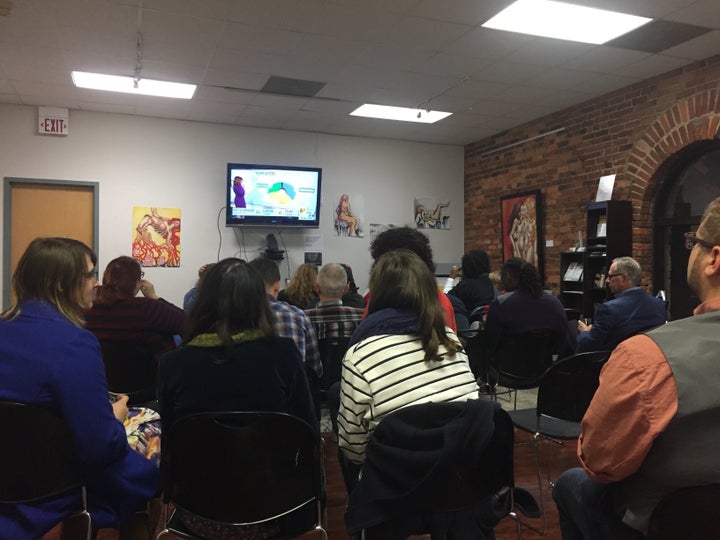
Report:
272,280,281,297
343,282,350,295
705,246,720,277
314,283,321,295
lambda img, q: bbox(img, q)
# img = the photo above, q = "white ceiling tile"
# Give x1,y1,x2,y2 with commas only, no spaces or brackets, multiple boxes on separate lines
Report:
661,31,720,61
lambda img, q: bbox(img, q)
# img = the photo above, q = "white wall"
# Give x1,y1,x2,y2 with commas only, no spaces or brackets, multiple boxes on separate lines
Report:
0,104,464,307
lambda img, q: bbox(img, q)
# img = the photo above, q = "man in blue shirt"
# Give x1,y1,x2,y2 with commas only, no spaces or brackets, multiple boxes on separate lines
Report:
576,256,666,353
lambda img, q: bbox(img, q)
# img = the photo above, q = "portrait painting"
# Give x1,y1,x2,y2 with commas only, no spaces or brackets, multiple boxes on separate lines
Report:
333,193,364,238
414,198,451,230
132,206,181,267
500,190,544,280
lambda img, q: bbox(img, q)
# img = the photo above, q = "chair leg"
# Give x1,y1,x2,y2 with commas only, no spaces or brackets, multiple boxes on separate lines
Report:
514,433,547,535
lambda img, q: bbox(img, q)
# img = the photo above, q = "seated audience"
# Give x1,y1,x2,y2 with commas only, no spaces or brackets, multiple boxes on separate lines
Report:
575,256,666,353
552,197,720,538
305,263,364,340
182,262,215,312
368,226,457,331
85,256,186,363
157,258,317,538
249,257,322,379
444,249,499,324
484,257,568,355
0,238,159,538
338,250,479,482
278,263,319,309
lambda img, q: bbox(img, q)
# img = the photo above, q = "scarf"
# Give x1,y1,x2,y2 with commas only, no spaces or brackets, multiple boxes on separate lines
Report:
187,329,265,347
349,308,420,346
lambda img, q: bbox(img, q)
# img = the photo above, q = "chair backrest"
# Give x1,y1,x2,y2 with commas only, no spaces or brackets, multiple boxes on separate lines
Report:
537,350,610,423
162,411,321,525
318,336,351,391
0,401,83,503
100,341,157,404
458,328,490,381
346,400,517,536
646,483,720,540
493,329,556,389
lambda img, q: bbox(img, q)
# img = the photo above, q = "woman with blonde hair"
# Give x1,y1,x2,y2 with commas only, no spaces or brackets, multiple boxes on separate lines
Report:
278,263,319,309
0,237,159,538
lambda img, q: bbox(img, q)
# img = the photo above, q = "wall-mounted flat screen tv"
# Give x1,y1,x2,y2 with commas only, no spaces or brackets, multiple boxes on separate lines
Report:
226,163,322,228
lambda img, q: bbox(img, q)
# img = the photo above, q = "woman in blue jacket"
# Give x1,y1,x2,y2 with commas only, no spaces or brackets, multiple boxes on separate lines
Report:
0,237,159,539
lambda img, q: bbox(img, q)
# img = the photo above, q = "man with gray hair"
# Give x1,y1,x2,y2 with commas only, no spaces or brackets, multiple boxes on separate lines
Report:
576,256,666,353
305,263,364,340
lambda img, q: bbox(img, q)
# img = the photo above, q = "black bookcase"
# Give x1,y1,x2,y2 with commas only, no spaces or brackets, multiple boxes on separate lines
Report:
560,200,633,319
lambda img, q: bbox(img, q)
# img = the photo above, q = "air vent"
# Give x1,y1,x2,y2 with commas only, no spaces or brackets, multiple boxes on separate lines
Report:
0,0,13,16
606,20,712,54
260,76,326,98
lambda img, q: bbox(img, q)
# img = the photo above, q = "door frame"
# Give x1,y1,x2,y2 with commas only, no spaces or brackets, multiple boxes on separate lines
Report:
3,177,99,310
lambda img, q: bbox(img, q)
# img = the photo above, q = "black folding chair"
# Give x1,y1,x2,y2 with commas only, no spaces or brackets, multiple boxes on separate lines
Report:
346,400,532,540
0,401,92,539
490,329,557,408
646,483,720,540
156,411,328,539
509,350,610,533
100,341,158,407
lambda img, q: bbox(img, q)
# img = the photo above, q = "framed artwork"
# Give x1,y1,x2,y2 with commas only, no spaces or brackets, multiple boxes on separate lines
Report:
500,190,544,281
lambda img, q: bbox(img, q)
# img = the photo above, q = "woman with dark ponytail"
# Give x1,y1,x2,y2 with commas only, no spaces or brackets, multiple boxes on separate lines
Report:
484,257,567,354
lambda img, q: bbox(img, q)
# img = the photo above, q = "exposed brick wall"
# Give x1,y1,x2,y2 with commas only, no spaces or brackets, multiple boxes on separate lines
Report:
465,54,720,292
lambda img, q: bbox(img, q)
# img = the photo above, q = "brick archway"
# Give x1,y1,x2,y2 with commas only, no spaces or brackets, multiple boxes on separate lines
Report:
623,91,720,269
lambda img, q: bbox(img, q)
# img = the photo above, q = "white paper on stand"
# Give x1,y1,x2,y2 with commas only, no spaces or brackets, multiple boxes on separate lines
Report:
595,174,616,202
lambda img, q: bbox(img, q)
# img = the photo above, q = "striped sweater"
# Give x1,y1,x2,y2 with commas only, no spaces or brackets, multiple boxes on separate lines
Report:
338,332,479,463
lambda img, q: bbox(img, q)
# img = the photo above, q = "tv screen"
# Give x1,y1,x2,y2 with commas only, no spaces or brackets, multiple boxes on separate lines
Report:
226,163,322,228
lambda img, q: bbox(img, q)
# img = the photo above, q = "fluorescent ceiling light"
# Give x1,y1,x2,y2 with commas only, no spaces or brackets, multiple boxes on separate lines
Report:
350,104,452,123
71,71,196,99
482,0,651,45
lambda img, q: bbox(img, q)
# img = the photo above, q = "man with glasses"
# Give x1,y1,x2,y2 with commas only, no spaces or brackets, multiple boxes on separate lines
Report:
553,197,720,539
576,256,666,353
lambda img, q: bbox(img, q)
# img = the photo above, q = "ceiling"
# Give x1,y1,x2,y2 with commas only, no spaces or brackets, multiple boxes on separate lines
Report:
1,0,719,146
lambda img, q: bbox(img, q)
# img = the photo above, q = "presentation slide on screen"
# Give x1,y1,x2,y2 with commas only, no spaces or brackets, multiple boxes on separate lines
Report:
229,168,318,221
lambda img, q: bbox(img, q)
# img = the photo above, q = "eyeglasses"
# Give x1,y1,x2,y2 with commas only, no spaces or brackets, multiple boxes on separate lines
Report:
606,273,625,281
140,271,145,279
685,232,715,251
83,270,98,281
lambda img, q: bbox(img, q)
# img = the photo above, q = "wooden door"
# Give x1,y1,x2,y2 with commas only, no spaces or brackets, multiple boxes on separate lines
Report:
3,178,98,309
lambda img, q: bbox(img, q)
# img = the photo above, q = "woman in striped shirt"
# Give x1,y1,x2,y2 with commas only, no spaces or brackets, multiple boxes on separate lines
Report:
338,249,480,468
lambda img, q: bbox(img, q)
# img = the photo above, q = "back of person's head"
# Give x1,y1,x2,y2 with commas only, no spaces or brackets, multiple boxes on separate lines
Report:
5,237,97,327
700,197,720,241
370,226,435,273
613,257,642,286
501,257,542,297
186,258,275,356
97,256,141,305
317,263,347,298
340,263,359,293
196,262,216,286
368,249,458,361
249,256,281,289
461,249,491,279
284,263,318,307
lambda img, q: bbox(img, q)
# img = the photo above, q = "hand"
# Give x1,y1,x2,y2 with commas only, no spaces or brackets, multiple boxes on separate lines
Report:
450,265,461,279
112,394,129,422
139,279,158,299
578,320,592,333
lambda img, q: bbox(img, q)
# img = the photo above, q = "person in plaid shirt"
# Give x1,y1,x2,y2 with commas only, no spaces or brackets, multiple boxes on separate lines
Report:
249,257,322,379
305,263,364,340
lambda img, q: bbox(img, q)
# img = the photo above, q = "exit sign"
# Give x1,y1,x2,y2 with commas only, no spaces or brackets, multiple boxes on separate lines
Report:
38,107,69,136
